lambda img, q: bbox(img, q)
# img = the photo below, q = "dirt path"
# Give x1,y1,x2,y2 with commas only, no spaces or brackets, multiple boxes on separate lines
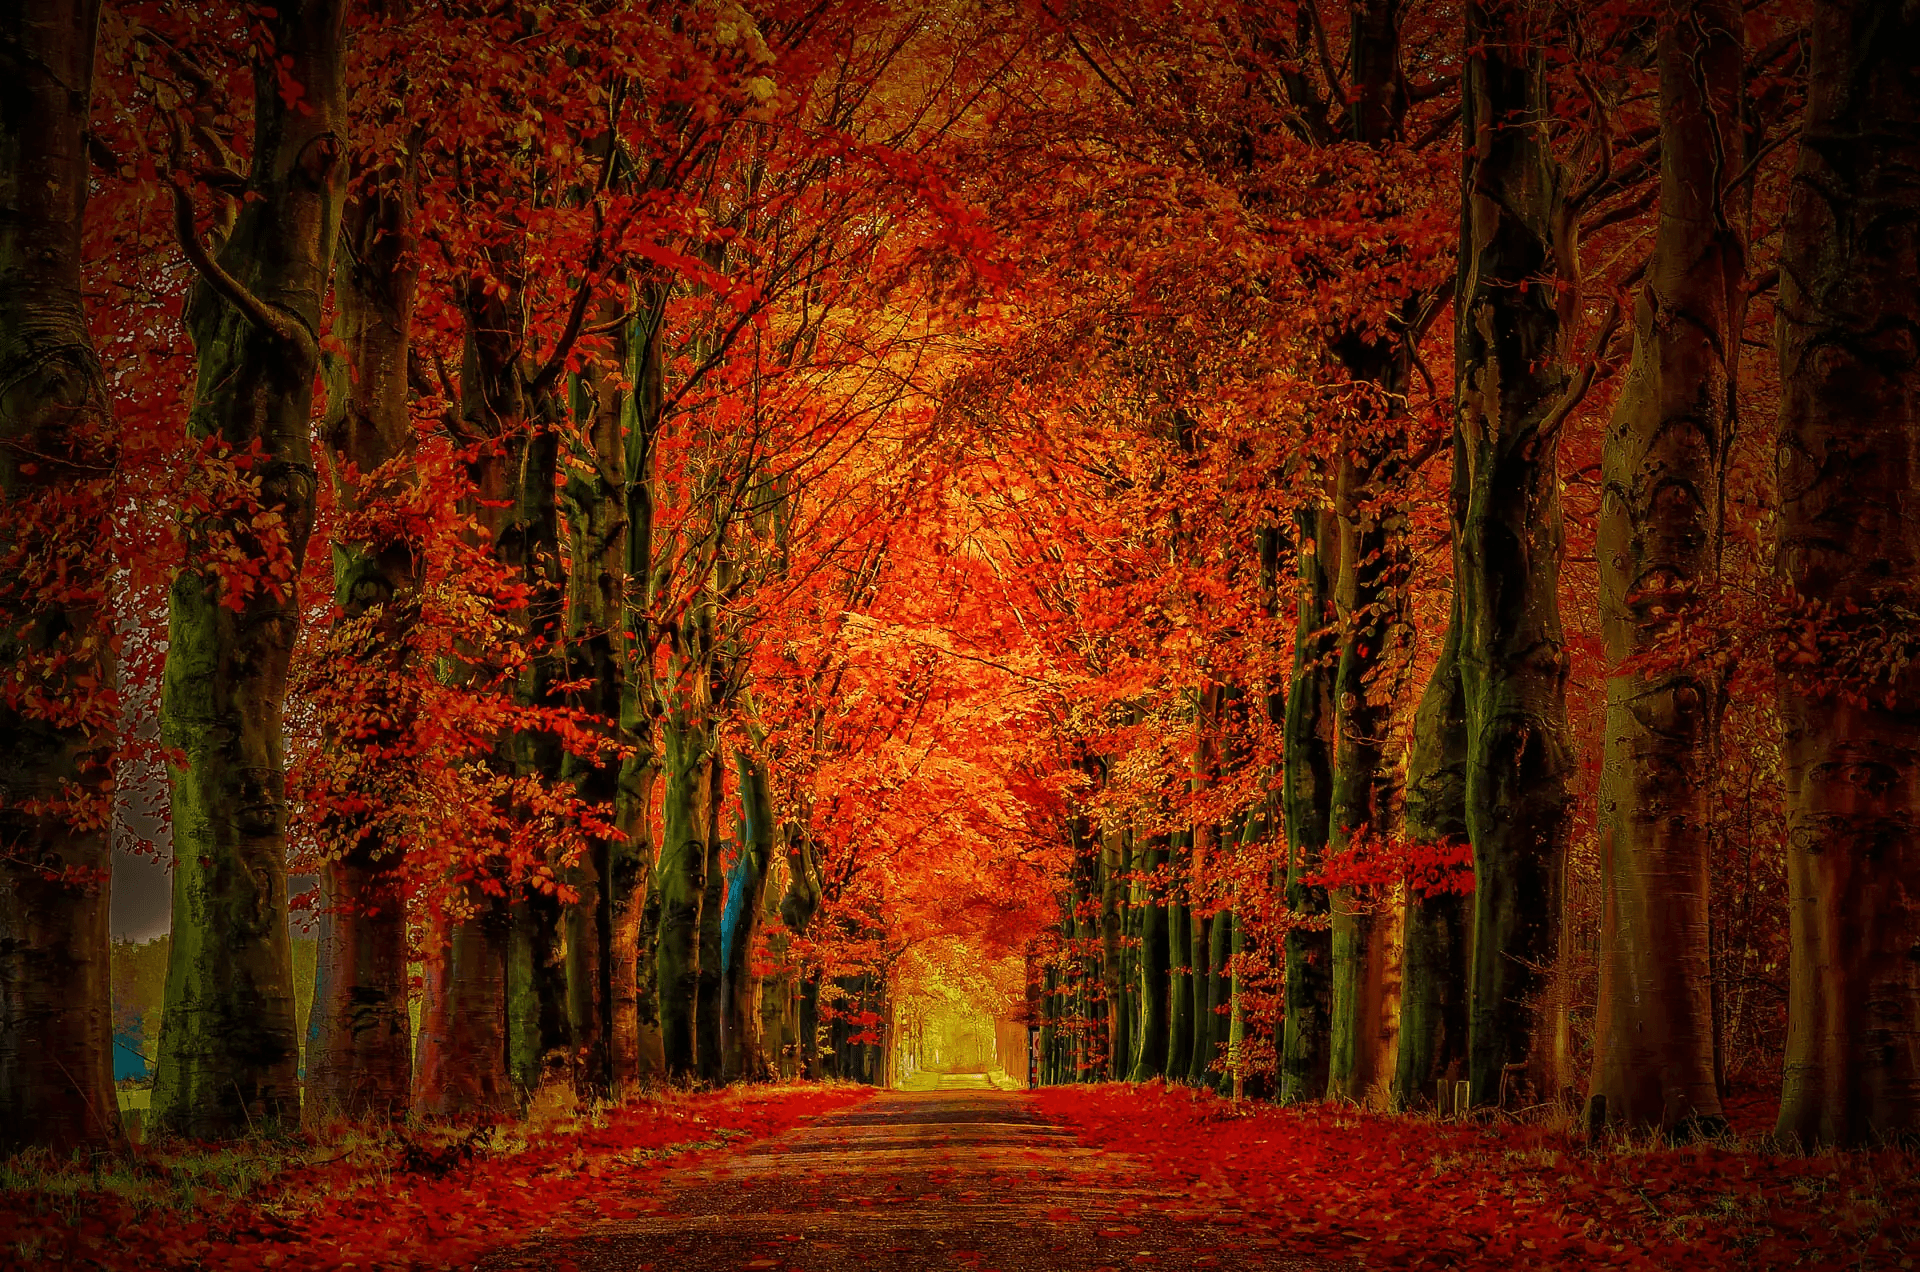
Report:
477,1083,1340,1271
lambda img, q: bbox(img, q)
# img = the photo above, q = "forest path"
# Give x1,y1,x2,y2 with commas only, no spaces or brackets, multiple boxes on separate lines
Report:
478,1085,1339,1271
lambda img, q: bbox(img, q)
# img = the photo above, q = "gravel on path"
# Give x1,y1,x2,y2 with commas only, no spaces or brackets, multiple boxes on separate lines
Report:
476,1080,1343,1271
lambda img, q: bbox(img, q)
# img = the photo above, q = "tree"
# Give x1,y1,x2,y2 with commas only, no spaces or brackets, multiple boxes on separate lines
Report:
153,0,346,1140
1453,0,1578,1111
1590,0,1747,1139
0,0,118,1153
305,36,422,1121
1772,0,1920,1151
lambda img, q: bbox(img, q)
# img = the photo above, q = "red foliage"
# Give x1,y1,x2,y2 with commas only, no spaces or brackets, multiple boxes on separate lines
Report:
1032,1085,1919,1269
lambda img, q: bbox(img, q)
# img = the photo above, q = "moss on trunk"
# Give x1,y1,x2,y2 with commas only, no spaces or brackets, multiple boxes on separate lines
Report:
153,0,345,1141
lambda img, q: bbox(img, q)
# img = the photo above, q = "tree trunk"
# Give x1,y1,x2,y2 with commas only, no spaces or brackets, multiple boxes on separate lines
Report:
1591,0,1747,1139
616,290,667,1087
1128,834,1169,1081
1281,505,1338,1103
724,749,777,1081
507,890,564,1098
1456,0,1577,1111
305,138,420,1127
1167,834,1195,1083
1187,907,1212,1083
0,0,116,1152
1100,821,1126,1079
414,892,514,1118
657,715,714,1077
696,749,726,1083
1328,402,1415,1104
560,301,633,1098
1393,619,1471,1108
1204,907,1232,1089
1773,0,1920,1150
154,0,345,1140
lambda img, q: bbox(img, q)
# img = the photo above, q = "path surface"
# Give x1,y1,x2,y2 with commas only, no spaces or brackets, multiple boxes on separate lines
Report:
478,1080,1340,1271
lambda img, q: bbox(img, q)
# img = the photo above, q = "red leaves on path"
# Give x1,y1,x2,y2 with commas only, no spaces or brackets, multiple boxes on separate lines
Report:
1,1086,872,1270
1032,1084,1918,1269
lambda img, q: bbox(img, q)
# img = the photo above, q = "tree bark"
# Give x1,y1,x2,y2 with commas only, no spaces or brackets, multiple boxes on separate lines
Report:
696,749,726,1083
0,0,117,1153
1591,0,1747,1139
657,712,714,1077
1455,0,1577,1111
1772,0,1920,1150
305,137,420,1127
414,892,514,1118
1393,617,1471,1108
154,0,345,1140
1166,832,1195,1082
1328,395,1415,1105
1281,504,1338,1103
561,298,633,1098
1100,820,1126,1078
723,749,777,1081
1128,833,1170,1080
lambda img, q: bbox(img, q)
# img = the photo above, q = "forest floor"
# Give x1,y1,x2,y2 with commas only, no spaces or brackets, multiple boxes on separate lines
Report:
478,1080,1336,1271
7,1077,1916,1269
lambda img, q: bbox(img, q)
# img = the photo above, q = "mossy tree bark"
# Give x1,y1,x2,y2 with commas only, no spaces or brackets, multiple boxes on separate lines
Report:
560,291,637,1099
1591,0,1747,1139
154,0,345,1140
1281,504,1339,1103
723,747,777,1081
0,0,117,1153
1166,830,1195,1082
657,697,716,1077
1772,0,1920,1151
616,288,668,1085
1455,0,1578,1111
1100,818,1126,1078
1392,615,1471,1108
696,747,727,1082
306,139,420,1126
1128,833,1170,1080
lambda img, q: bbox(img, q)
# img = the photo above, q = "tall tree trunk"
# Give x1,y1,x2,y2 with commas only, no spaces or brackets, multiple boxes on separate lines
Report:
1591,0,1747,1138
724,749,777,1081
616,289,667,1086
507,889,564,1097
1393,618,1471,1108
1204,907,1232,1089
505,391,567,1100
154,0,345,1139
1100,820,1126,1079
1187,908,1212,1083
696,747,726,1083
306,141,420,1127
1281,505,1338,1103
1456,0,1577,1111
560,299,633,1098
1773,0,1920,1150
1328,397,1415,1104
0,0,117,1153
1128,833,1170,1080
1166,832,1195,1082
658,713,714,1077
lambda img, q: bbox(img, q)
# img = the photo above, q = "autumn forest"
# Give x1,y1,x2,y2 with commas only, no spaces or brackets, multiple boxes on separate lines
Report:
2,0,1918,1266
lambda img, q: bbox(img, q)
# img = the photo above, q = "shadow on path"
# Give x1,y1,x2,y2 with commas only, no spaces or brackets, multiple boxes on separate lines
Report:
477,1087,1341,1270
